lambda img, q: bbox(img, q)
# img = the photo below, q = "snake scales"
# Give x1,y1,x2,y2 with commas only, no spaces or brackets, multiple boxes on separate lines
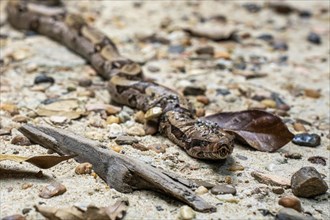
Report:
6,0,234,160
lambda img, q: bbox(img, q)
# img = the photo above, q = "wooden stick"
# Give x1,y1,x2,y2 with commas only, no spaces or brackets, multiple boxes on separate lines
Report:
19,124,216,213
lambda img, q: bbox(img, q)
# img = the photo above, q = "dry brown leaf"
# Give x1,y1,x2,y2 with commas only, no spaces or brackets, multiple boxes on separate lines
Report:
202,110,294,152
36,99,84,119
35,200,128,220
0,154,74,169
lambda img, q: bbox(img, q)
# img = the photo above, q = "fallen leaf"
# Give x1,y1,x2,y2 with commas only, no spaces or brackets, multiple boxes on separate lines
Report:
36,99,84,119
39,182,67,199
183,25,237,41
308,156,327,166
202,110,294,152
35,200,128,220
0,154,74,169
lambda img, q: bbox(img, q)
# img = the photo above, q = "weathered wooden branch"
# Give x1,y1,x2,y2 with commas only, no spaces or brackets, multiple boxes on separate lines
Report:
19,124,216,213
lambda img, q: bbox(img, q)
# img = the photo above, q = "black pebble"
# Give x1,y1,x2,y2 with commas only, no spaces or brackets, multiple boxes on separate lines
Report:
272,41,288,51
168,45,185,54
292,133,321,147
243,3,262,13
307,32,321,45
299,10,312,18
155,206,164,211
216,88,230,96
34,74,55,84
257,34,274,42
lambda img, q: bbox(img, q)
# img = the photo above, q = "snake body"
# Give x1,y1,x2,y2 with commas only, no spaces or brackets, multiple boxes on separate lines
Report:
6,0,234,159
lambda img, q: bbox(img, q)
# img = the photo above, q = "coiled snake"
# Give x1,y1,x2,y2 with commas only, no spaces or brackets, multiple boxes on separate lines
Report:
6,0,234,160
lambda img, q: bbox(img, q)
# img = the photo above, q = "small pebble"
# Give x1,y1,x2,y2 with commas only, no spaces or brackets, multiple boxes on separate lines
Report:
11,135,31,146
105,105,121,115
194,180,215,189
196,96,209,105
307,32,321,45
195,46,214,56
145,107,162,120
12,115,28,123
228,164,244,172
183,85,206,96
127,126,145,136
210,184,236,195
155,205,164,211
214,51,231,59
22,208,32,214
49,116,68,125
179,205,195,220
26,62,38,73
275,208,315,220
115,136,138,145
147,144,167,153
134,111,145,124
216,88,230,96
108,123,124,138
195,186,208,195
118,111,131,123
168,45,185,54
195,108,205,117
106,115,120,124
272,187,284,194
132,143,149,151
272,41,288,51
257,33,274,42
307,156,326,166
147,65,160,73
299,10,312,18
304,89,321,98
224,176,233,184
0,103,19,115
261,99,277,108
243,3,262,13
75,163,93,175
1,214,26,220
292,133,321,147
291,166,328,198
293,123,307,133
21,183,33,190
34,74,55,84
78,78,92,87
111,145,122,153
39,182,67,199
278,196,303,212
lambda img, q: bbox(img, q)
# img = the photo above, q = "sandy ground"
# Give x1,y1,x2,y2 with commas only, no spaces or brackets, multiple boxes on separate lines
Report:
0,1,329,219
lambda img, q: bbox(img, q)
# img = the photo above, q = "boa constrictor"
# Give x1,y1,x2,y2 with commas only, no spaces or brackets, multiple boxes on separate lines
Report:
6,0,234,160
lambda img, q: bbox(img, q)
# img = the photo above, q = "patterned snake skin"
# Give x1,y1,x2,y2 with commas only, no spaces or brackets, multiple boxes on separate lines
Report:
7,0,234,159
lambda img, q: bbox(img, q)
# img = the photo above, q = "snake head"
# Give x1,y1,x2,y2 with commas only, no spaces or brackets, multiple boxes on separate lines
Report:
186,131,235,160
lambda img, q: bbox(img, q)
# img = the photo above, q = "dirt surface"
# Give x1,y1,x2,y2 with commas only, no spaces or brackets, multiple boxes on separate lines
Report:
0,1,329,219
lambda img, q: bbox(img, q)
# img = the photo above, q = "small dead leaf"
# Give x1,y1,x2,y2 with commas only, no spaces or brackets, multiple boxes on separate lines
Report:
35,200,128,220
308,156,327,166
36,99,84,119
202,110,294,152
0,154,74,169
39,182,67,199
